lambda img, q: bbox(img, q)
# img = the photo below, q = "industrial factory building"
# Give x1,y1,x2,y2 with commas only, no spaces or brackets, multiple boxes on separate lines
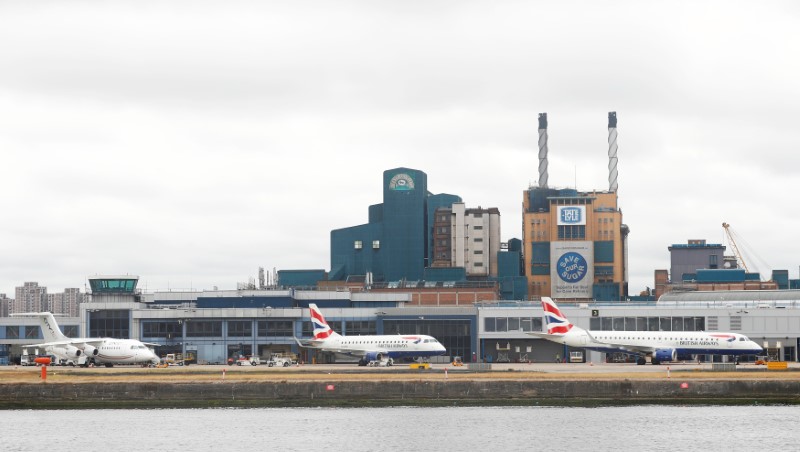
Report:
523,112,629,301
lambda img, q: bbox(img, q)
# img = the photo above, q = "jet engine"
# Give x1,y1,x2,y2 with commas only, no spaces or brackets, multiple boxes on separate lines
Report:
653,348,677,363
82,344,99,356
364,351,384,362
64,345,82,359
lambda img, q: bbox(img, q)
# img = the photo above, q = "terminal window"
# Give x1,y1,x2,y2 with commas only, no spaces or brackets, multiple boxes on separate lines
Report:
228,321,253,337
186,321,222,337
25,326,39,339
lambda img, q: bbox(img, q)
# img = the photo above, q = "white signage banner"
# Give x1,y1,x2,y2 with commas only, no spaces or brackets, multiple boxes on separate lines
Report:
557,206,586,226
551,241,594,298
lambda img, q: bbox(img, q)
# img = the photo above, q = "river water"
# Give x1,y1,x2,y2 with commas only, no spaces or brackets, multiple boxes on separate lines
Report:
3,405,797,452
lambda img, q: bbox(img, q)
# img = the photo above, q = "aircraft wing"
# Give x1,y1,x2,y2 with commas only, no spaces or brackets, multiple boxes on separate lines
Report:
293,337,325,349
319,345,370,355
294,337,357,354
526,332,562,340
528,330,656,356
604,342,654,354
577,330,655,355
22,339,105,349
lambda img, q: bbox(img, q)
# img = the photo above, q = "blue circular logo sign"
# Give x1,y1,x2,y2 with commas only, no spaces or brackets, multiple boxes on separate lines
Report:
557,252,588,283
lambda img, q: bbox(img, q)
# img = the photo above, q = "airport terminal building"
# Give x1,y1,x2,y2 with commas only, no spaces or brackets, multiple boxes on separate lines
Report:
2,276,799,365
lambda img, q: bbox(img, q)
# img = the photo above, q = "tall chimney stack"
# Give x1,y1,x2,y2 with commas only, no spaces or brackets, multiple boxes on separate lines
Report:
538,113,548,188
608,111,618,192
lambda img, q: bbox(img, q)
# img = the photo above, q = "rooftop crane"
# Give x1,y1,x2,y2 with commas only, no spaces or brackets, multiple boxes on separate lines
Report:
722,222,749,273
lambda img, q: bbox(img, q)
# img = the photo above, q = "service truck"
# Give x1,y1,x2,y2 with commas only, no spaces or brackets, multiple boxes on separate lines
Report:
267,353,296,367
236,356,261,366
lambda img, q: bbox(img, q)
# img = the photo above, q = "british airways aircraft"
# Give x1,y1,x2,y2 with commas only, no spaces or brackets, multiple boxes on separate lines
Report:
14,312,160,367
297,304,446,366
528,297,763,365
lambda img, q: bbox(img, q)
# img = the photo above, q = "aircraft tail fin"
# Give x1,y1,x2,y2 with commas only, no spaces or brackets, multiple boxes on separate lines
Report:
308,303,340,341
12,312,70,342
541,297,573,335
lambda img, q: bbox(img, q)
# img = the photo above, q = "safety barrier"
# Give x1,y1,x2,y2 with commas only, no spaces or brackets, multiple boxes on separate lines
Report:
767,361,788,370
467,363,492,371
711,363,737,372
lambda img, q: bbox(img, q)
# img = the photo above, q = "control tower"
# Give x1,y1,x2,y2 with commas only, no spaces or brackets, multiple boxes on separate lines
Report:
84,275,141,339
87,275,140,303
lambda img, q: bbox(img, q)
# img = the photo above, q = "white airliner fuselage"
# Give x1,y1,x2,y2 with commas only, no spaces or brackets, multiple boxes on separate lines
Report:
529,298,763,365
299,304,447,366
13,312,160,367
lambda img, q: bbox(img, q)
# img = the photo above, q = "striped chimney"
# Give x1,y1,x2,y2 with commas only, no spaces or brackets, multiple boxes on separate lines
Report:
537,113,548,188
608,111,618,192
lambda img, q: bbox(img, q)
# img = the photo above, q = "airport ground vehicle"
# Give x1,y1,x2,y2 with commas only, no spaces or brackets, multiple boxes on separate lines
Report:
19,353,58,366
267,353,296,367
164,353,191,366
452,356,464,366
19,353,33,366
367,357,393,367
236,356,260,366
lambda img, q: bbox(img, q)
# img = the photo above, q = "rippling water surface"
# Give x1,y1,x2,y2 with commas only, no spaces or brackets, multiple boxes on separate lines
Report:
3,405,797,452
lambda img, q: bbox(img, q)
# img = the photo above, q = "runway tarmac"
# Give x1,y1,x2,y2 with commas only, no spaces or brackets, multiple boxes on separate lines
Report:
2,360,798,383
2,361,799,408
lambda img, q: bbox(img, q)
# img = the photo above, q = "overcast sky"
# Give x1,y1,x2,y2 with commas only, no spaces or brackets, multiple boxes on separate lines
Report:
2,1,799,298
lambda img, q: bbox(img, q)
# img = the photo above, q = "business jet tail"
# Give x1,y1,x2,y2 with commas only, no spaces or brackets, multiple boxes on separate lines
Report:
11,312,69,342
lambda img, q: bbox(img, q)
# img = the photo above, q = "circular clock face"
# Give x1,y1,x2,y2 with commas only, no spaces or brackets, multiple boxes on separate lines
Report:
557,252,588,283
389,173,415,191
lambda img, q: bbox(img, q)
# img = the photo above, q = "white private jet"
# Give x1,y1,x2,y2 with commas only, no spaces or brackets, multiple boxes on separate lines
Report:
528,297,763,365
296,304,447,366
13,312,160,367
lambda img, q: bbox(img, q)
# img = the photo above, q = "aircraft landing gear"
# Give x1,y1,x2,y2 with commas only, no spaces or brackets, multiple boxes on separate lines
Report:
636,357,646,365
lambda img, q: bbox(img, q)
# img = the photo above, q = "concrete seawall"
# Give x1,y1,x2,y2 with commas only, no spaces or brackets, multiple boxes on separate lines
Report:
2,380,798,408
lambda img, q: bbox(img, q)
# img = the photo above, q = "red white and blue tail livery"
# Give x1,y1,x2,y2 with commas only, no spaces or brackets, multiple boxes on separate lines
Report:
542,297,573,335
310,304,340,341
528,297,763,365
298,304,446,366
